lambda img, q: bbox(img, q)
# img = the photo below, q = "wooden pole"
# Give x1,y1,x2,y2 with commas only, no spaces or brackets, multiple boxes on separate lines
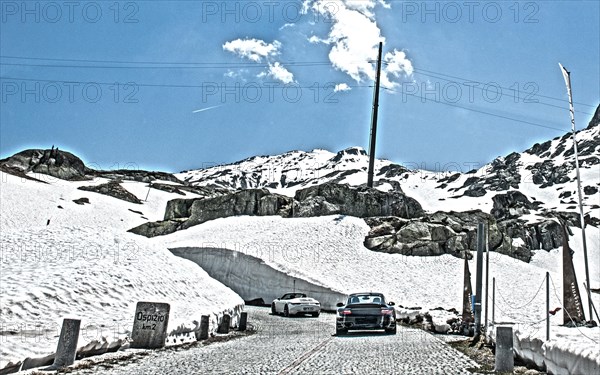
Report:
367,41,383,188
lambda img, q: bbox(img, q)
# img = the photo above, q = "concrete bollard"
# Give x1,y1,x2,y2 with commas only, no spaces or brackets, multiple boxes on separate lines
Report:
131,302,170,349
217,314,230,334
45,318,81,370
196,315,209,341
495,326,514,373
239,312,248,331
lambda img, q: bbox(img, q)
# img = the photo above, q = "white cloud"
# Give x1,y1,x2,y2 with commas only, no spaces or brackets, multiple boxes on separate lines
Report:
222,38,281,62
334,83,351,92
279,23,295,30
303,0,412,89
343,0,378,17
307,35,325,44
381,49,414,89
267,62,295,84
223,38,294,84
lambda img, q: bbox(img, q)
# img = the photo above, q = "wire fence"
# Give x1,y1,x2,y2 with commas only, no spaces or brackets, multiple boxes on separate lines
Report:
493,274,599,345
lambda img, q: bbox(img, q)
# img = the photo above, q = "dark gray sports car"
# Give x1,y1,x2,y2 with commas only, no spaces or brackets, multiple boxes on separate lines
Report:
335,292,397,335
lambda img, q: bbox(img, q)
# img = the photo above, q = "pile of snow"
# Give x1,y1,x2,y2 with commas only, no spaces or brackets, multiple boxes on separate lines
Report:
0,172,244,368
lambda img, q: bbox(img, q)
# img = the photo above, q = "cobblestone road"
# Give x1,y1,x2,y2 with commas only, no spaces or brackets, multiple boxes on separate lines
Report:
71,307,483,374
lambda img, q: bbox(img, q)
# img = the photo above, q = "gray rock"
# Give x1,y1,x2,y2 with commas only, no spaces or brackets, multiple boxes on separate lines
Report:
491,191,538,219
182,189,293,229
364,210,516,260
78,181,142,204
128,219,184,238
294,183,424,219
0,148,88,181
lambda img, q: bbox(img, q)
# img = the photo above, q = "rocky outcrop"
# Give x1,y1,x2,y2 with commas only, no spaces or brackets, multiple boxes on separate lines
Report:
131,183,425,237
149,182,226,197
0,148,88,181
130,189,294,237
181,189,293,229
491,191,541,220
363,210,521,260
128,219,185,238
93,170,181,184
525,160,572,188
78,181,142,204
452,152,522,196
294,183,424,219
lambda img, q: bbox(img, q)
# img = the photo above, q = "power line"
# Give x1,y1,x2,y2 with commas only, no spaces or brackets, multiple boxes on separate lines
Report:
382,86,566,132
411,67,597,109
0,75,571,132
0,55,333,66
4,55,596,112
0,76,370,90
0,62,332,70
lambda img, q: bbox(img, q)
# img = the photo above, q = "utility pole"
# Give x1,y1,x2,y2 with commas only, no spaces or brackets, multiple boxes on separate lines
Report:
367,41,383,188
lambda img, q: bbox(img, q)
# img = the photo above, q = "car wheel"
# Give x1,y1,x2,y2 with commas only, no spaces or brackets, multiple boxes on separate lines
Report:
311,312,320,317
336,326,347,336
284,305,290,317
385,325,397,335
271,303,277,315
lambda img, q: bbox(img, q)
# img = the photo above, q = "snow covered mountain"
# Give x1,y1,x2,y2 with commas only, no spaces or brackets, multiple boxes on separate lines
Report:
177,106,599,221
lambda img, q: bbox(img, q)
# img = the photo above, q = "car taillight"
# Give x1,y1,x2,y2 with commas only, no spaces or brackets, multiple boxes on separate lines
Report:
340,309,352,315
381,309,393,315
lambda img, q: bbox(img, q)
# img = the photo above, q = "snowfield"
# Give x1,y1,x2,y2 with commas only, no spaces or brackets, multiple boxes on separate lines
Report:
0,172,244,368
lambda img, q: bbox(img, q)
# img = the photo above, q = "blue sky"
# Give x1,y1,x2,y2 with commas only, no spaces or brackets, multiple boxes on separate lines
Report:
1,0,598,173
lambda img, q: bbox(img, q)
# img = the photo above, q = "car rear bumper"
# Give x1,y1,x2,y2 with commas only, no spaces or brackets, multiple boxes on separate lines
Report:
289,305,320,314
337,315,395,330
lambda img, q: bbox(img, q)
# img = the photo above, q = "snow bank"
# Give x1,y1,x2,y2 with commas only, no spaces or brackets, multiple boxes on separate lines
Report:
0,172,244,368
489,324,600,374
155,214,600,374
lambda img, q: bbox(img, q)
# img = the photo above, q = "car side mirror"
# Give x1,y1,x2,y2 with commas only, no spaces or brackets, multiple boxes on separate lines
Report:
336,302,344,307
388,301,395,306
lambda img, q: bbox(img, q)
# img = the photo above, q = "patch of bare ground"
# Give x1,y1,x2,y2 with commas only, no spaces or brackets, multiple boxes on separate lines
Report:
448,336,546,375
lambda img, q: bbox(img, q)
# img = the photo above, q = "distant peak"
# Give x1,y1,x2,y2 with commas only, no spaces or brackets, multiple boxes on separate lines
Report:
337,147,367,156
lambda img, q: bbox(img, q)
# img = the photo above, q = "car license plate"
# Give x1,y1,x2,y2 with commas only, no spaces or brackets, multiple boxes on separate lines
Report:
303,307,311,311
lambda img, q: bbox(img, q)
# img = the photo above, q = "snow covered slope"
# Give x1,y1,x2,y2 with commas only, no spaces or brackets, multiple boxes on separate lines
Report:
0,172,244,368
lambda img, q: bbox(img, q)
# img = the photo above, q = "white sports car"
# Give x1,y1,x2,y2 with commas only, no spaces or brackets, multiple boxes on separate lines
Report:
271,293,321,317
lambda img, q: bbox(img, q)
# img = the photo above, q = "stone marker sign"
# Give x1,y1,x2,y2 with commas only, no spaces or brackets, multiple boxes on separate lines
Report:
131,302,170,349
45,318,81,370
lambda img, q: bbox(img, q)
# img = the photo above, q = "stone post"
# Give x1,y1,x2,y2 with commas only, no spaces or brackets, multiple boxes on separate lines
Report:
217,314,230,334
46,318,81,370
495,326,514,373
196,315,209,340
239,312,248,331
